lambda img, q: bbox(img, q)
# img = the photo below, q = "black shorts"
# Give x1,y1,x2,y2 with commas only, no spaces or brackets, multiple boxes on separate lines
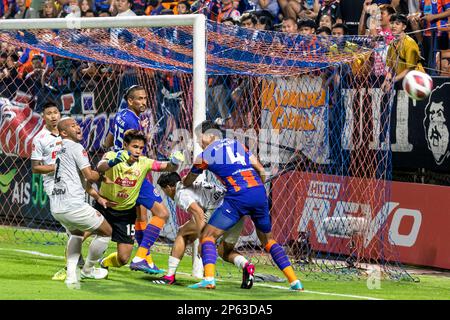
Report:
94,202,137,245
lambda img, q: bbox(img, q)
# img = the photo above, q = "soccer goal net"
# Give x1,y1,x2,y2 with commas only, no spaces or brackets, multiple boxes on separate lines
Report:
0,15,412,281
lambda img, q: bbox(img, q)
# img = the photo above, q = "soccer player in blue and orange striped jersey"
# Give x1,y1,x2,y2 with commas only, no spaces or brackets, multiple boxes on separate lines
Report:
183,120,304,291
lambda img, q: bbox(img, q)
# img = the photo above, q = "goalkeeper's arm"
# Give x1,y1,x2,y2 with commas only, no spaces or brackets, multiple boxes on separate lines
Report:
150,151,185,172
97,150,130,172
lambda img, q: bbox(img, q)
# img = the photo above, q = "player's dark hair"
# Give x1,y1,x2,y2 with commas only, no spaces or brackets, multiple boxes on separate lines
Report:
157,172,181,188
194,120,223,137
123,129,147,145
42,100,60,113
124,84,145,100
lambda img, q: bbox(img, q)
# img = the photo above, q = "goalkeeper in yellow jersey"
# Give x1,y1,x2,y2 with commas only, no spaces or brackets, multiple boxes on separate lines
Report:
95,129,184,274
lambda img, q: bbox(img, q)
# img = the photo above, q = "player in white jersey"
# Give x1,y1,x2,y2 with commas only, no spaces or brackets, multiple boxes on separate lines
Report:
51,117,114,289
31,101,62,196
155,172,255,289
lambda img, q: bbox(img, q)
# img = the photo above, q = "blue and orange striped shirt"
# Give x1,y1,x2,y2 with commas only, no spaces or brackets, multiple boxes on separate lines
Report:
420,0,450,36
190,139,263,195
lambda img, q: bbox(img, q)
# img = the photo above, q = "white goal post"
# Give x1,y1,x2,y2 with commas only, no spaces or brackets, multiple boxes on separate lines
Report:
0,15,207,277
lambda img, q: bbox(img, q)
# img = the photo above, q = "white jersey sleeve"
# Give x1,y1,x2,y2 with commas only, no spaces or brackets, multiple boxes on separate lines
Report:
72,143,91,171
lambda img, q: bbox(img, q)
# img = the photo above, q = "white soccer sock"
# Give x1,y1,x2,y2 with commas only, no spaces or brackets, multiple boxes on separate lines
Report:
66,235,83,281
233,255,248,270
167,256,181,277
83,236,111,271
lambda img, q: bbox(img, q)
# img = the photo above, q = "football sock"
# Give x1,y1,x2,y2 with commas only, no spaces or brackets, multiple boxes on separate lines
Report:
134,220,147,246
167,256,181,277
102,252,123,268
83,236,110,271
265,239,298,284
66,235,83,281
146,253,155,267
135,216,165,260
233,255,248,269
201,237,217,281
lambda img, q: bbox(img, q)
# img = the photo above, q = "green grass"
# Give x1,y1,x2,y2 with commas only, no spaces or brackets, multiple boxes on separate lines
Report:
1,227,450,300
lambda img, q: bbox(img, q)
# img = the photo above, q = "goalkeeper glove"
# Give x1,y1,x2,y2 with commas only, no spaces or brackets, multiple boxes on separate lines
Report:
107,150,130,167
169,151,185,166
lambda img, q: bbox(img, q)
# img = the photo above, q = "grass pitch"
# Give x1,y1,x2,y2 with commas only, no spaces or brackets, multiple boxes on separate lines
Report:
0,227,449,300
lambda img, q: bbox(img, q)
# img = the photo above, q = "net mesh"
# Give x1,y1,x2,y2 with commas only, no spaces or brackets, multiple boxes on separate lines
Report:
0,19,413,281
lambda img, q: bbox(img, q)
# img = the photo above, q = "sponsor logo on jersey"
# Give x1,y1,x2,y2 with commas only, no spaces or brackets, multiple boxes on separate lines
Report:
117,190,129,199
114,177,137,187
52,188,66,195
82,150,88,157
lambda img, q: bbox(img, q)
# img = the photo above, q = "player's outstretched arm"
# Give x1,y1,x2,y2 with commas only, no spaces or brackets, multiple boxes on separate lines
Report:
150,151,185,172
249,154,267,183
31,160,55,174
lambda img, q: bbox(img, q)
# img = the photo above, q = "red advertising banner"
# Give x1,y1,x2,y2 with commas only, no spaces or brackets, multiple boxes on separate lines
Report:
272,172,450,270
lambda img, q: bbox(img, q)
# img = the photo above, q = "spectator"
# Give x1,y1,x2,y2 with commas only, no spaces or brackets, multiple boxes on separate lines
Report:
79,0,93,15
177,1,191,14
331,22,348,37
65,0,81,17
254,0,279,20
14,0,39,18
0,53,20,100
280,0,317,21
0,53,7,70
319,14,335,30
282,17,298,33
240,13,257,28
115,0,135,16
97,9,111,16
316,0,343,26
317,26,332,35
359,2,396,38
222,17,238,26
147,0,165,15
57,0,72,17
217,0,241,22
419,0,450,71
384,14,424,88
255,14,274,30
2,0,18,19
298,18,317,35
190,0,221,20
94,0,111,13
41,0,60,17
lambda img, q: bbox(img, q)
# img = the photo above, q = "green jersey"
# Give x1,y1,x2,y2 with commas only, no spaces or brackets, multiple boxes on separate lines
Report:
100,151,155,211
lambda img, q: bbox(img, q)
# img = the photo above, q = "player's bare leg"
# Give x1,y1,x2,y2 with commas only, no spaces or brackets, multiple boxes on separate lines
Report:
153,219,198,285
218,241,254,289
79,219,112,281
256,230,303,291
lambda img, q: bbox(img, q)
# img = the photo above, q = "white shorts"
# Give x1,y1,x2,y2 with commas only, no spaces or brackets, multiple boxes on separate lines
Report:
206,208,245,245
52,204,104,233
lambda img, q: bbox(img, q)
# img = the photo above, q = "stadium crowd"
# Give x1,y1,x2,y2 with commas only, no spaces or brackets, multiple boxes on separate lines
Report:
0,0,449,76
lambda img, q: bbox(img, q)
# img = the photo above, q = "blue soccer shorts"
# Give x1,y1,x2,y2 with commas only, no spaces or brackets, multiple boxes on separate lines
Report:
136,179,163,210
208,186,272,233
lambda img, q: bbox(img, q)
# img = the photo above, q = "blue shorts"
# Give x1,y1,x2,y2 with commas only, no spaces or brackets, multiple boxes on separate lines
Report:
208,186,272,233
136,179,162,210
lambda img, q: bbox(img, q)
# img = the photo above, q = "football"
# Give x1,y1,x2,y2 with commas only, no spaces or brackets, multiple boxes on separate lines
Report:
402,70,433,100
